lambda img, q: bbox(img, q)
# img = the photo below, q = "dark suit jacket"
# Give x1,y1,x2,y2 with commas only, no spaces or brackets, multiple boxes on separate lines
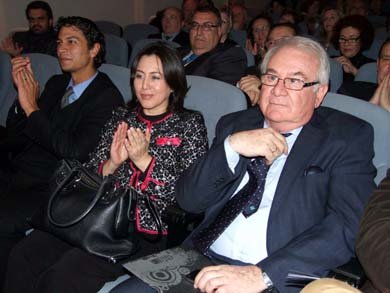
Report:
357,169,390,293
176,106,376,292
148,30,190,48
13,30,57,57
337,81,377,102
181,42,247,85
3,72,124,188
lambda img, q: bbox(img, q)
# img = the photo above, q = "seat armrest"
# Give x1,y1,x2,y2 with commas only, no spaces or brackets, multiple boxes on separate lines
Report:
164,203,204,248
327,257,366,288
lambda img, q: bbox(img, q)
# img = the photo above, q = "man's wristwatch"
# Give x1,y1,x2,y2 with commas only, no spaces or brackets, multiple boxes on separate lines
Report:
262,271,274,292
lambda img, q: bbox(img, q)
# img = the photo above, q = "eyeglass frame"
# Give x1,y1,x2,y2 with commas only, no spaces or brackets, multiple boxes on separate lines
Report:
189,21,220,31
260,73,319,91
338,36,360,44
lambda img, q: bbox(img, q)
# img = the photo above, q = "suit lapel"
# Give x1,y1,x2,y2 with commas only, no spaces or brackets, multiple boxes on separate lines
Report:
270,111,328,215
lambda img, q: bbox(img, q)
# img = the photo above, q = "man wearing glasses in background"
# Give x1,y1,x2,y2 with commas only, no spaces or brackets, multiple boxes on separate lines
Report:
238,22,298,106
338,38,390,111
180,6,246,85
175,36,375,292
0,1,57,57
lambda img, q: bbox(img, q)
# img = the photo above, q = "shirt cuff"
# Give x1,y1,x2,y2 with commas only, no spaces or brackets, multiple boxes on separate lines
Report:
224,136,240,173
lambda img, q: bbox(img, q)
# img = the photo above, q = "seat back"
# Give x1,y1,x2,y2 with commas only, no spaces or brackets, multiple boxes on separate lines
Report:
99,64,131,102
128,38,180,68
184,75,247,145
322,92,390,184
229,29,247,48
104,33,129,67
328,57,343,92
243,47,255,67
354,62,378,83
95,20,123,37
24,53,62,94
123,24,159,47
363,38,383,59
0,50,17,126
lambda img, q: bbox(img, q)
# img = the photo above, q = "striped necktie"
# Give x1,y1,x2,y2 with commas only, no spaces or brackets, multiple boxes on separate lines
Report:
61,87,74,109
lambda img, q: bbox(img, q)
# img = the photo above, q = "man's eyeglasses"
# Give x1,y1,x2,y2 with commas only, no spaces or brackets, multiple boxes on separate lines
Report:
189,22,219,31
261,73,319,91
338,37,360,44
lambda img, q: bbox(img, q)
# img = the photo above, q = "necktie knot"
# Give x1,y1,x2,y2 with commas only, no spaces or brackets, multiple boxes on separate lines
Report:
61,87,74,109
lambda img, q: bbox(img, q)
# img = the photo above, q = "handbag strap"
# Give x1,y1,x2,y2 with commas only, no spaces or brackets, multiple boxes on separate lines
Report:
142,190,164,243
47,164,108,228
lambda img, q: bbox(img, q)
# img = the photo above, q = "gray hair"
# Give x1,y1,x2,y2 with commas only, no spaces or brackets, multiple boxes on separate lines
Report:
260,36,330,86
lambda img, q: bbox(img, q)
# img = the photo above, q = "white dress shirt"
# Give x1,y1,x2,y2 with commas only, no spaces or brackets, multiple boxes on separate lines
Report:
210,123,302,264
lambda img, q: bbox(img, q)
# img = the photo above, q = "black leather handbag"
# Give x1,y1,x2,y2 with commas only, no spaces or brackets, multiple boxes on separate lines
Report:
32,159,162,263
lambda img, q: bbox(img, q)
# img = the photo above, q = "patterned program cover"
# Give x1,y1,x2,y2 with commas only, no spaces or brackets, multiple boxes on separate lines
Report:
122,246,212,293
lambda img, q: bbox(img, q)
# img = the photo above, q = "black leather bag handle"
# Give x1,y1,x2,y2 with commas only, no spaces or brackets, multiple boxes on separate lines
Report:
47,162,108,228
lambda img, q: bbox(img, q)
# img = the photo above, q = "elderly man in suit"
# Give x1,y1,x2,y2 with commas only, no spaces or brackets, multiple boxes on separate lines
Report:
175,36,376,293
181,5,246,85
0,16,123,287
148,7,190,48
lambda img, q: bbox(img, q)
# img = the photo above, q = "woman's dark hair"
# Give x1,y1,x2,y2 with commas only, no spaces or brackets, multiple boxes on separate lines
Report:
55,16,106,68
129,42,189,113
332,15,374,51
247,14,273,44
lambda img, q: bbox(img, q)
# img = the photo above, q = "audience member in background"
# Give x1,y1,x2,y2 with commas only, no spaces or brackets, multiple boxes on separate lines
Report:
279,8,298,24
231,4,247,30
347,0,369,16
332,15,374,83
338,38,390,104
357,169,390,293
239,23,297,104
4,42,208,293
0,1,57,57
245,14,272,64
268,0,287,23
298,0,321,36
148,7,190,48
181,6,246,85
318,6,342,53
219,7,235,44
148,9,164,32
0,16,124,288
182,0,199,30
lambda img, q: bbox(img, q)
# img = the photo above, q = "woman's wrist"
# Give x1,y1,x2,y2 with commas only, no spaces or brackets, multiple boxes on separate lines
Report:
132,154,152,172
102,159,120,176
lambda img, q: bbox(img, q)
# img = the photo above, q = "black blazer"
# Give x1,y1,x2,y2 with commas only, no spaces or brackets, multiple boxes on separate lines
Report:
176,106,376,292
4,72,124,185
180,42,247,85
148,30,190,48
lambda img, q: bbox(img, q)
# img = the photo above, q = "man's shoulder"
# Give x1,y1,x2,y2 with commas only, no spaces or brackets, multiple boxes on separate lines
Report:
213,43,246,58
12,31,30,43
89,72,124,102
218,106,262,127
147,33,162,39
315,106,373,133
337,81,377,102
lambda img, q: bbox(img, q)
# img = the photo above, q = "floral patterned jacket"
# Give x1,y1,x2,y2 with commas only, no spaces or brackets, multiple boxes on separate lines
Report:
85,107,208,234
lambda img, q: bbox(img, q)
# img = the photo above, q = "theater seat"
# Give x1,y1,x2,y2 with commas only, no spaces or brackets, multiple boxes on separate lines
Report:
323,92,390,184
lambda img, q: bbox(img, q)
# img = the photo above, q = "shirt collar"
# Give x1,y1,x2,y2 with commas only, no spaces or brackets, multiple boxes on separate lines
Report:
67,72,98,100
